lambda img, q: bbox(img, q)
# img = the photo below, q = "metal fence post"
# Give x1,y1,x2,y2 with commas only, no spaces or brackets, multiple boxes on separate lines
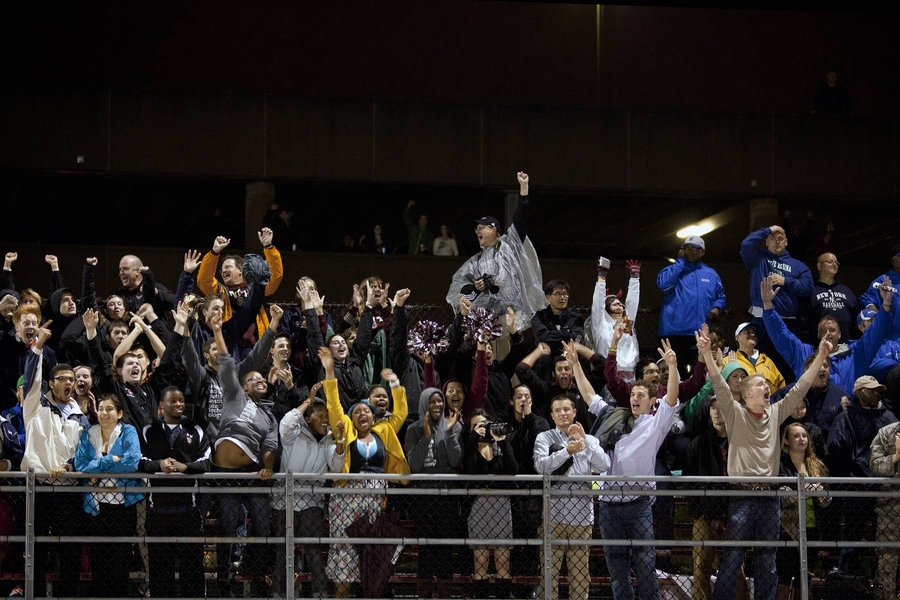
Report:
797,473,809,600
25,468,35,600
542,473,552,600
285,472,295,600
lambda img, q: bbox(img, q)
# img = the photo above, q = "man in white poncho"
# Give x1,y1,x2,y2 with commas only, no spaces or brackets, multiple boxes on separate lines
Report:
445,172,544,332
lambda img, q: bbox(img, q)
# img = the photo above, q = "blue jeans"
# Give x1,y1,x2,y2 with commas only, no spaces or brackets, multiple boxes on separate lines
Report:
713,496,780,600
597,497,659,600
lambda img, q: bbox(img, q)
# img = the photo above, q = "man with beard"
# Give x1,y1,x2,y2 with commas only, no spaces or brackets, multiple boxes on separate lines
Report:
0,304,57,411
139,387,210,599
741,224,813,335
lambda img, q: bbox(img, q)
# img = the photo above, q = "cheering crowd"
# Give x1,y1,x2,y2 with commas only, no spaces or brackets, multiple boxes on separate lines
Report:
1,171,900,599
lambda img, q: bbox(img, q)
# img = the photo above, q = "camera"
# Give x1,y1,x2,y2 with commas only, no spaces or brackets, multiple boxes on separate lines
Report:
485,422,513,437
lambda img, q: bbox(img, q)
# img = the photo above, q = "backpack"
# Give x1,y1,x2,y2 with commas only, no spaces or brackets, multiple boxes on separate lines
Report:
589,405,635,453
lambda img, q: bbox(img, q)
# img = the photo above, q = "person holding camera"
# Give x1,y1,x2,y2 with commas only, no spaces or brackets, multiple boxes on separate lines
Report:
463,409,518,599
445,172,545,333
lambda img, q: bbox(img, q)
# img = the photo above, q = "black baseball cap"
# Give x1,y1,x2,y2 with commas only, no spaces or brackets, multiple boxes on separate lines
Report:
474,216,500,228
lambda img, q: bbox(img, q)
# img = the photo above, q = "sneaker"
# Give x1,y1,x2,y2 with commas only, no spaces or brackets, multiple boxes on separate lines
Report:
7,588,24,598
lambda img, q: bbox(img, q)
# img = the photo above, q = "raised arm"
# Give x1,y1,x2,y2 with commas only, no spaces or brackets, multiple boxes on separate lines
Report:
81,257,99,312
381,368,407,430
174,250,201,307
113,315,149,367
45,255,64,294
23,329,50,426
512,172,530,239
515,343,552,405
258,228,284,297
658,339,679,407
197,237,228,296
624,260,641,321
602,323,632,407
239,304,284,378
740,227,774,270
799,337,834,389
656,258,686,292
761,278,812,375
563,340,597,404
388,289,412,377
1,252,16,291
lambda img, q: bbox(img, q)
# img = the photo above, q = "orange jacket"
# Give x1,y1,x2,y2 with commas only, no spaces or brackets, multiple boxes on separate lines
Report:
197,246,283,338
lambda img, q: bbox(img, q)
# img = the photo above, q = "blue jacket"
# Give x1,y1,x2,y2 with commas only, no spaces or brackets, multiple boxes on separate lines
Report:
74,423,144,516
656,258,726,336
859,269,900,339
763,304,894,392
741,227,812,318
859,268,900,311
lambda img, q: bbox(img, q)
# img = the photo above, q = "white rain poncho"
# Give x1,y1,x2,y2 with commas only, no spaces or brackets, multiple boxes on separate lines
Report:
445,224,544,332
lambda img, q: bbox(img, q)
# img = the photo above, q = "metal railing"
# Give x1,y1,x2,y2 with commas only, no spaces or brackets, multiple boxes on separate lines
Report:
2,471,898,599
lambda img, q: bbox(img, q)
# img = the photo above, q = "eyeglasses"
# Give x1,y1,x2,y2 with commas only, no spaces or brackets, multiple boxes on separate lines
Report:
245,375,265,383
551,292,570,298
818,260,839,266
53,376,75,383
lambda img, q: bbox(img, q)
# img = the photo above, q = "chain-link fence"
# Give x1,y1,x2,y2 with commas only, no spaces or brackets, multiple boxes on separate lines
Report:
3,471,900,599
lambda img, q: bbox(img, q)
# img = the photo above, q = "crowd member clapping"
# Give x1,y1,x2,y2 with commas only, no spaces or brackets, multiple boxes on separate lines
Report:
404,387,462,599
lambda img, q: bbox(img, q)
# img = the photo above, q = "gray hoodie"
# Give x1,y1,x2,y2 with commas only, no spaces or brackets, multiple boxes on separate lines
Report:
404,387,462,476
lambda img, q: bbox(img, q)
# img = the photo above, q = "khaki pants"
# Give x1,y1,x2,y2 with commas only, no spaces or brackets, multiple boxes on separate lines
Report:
537,522,592,600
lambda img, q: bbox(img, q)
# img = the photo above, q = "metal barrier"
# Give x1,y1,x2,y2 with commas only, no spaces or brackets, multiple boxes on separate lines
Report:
2,471,899,599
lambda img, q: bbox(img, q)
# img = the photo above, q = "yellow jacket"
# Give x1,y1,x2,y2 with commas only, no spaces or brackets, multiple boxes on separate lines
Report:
724,350,785,394
325,379,410,478
197,246,283,339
